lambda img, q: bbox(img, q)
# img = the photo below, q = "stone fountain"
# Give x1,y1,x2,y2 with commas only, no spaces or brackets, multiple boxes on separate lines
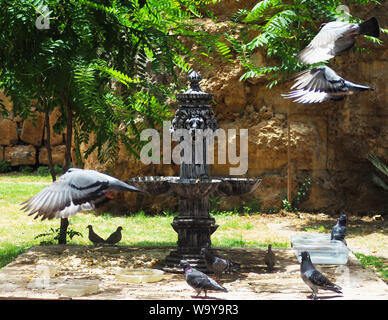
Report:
128,71,261,273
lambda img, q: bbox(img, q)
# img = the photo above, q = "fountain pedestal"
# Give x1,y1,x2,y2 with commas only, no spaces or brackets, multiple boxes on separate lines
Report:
129,71,261,273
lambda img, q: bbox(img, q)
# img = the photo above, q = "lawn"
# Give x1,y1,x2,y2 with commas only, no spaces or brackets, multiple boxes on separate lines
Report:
0,172,386,284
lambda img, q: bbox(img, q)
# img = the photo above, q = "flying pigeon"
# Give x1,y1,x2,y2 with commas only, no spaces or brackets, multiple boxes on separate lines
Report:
331,214,347,245
20,168,141,220
300,251,343,300
87,225,105,245
264,244,276,272
200,247,240,280
281,65,374,103
297,17,380,65
105,226,123,245
179,260,228,297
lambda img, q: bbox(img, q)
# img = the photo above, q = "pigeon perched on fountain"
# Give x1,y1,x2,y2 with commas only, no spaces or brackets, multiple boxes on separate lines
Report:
20,168,141,220
331,214,347,245
200,247,240,280
282,65,374,104
105,226,123,245
300,251,343,300
297,17,380,65
87,225,105,245
264,244,276,272
179,260,228,297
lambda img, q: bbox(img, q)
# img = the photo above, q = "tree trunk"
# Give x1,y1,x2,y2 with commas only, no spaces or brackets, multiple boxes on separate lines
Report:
62,92,73,173
59,92,72,244
44,108,56,182
58,217,69,245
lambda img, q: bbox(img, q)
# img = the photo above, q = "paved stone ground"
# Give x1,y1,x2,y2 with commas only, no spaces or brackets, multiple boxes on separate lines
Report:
0,245,386,300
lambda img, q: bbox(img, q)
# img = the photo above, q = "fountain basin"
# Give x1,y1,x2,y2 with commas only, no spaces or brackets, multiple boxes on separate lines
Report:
127,176,178,196
213,177,262,196
128,176,261,198
128,176,223,199
169,178,222,199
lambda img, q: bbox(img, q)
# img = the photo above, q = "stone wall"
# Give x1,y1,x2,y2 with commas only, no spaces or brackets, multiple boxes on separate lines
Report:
81,1,388,215
0,91,66,168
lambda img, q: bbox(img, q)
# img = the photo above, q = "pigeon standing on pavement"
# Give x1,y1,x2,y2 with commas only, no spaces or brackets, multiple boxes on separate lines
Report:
297,17,380,65
87,225,105,245
331,214,347,245
179,260,228,297
264,244,276,271
281,65,374,104
105,226,123,245
300,251,343,300
20,168,141,220
200,247,240,280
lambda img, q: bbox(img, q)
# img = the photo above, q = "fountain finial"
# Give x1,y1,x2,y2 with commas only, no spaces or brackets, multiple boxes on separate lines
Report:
188,70,202,92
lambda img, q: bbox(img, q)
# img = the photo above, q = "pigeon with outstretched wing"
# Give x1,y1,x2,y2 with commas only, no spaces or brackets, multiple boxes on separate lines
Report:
297,17,380,65
21,168,141,220
282,65,374,103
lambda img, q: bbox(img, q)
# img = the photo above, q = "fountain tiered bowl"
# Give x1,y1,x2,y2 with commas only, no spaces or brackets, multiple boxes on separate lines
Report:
127,176,261,199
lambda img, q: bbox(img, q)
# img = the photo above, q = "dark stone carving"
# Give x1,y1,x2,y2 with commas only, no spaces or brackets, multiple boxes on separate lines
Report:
128,71,261,273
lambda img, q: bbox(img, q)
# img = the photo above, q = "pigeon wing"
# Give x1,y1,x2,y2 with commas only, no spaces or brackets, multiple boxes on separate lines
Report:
20,170,110,220
297,22,356,64
309,269,342,292
187,270,226,292
212,257,229,273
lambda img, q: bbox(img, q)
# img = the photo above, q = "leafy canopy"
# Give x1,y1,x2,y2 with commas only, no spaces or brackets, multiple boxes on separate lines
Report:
0,0,221,164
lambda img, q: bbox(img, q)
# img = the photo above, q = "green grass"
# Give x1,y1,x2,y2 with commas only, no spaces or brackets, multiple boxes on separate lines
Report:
354,252,388,283
0,172,53,183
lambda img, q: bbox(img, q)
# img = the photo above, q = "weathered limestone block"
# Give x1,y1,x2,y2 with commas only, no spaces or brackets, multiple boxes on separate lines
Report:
0,118,18,145
38,145,66,166
5,145,36,166
20,113,45,146
43,107,65,146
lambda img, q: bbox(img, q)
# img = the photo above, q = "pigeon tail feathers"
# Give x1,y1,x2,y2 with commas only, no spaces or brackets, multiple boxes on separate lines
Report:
359,17,380,38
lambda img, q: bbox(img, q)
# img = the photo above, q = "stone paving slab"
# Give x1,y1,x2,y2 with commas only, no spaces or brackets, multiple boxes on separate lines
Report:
0,245,386,300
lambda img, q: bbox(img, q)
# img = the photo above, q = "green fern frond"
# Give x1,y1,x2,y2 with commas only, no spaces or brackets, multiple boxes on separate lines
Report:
368,153,388,177
243,0,281,23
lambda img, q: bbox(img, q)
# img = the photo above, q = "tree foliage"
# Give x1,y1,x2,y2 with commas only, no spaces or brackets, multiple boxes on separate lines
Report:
0,0,222,168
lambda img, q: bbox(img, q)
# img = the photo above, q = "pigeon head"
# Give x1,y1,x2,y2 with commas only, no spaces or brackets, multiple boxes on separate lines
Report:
268,244,272,250
179,260,191,271
200,247,208,255
319,22,327,30
300,251,311,262
339,214,347,225
116,226,123,232
87,225,92,229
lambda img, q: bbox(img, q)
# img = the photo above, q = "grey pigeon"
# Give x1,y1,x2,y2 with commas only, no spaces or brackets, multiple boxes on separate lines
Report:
297,17,380,65
300,251,343,300
200,247,240,280
105,226,123,245
87,225,105,245
179,260,228,297
20,168,141,220
282,65,374,103
331,214,347,245
264,244,276,271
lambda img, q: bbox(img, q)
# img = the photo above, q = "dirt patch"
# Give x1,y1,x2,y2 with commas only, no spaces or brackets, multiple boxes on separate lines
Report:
0,245,386,300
